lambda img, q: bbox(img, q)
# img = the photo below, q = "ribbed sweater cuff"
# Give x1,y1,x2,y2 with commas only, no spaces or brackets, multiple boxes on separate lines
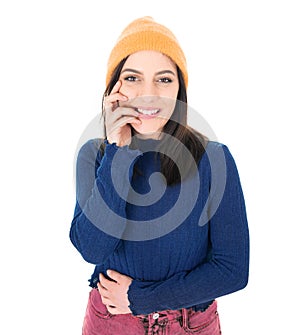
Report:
128,279,176,316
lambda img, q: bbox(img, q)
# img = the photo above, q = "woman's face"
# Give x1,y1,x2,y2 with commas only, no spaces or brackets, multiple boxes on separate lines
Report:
118,50,179,138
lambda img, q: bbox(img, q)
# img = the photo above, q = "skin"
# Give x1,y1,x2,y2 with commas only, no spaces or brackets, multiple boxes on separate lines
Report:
97,270,133,315
99,51,180,314
104,50,179,146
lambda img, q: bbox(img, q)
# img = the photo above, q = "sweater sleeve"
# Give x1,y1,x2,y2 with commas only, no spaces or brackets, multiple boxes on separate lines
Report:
69,139,142,265
127,144,249,315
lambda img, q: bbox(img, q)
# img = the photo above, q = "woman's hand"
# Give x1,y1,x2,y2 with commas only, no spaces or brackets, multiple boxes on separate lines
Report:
104,81,141,147
97,270,133,315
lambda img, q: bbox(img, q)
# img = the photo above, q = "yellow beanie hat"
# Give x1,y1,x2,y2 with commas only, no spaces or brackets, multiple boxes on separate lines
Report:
106,16,188,87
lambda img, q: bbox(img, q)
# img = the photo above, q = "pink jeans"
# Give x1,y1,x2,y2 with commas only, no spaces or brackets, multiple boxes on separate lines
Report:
82,288,221,334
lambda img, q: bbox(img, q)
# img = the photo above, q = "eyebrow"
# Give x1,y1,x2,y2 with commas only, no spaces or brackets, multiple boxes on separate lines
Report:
121,68,176,76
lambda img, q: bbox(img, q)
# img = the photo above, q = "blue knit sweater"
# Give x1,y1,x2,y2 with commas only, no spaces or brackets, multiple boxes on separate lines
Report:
70,138,249,315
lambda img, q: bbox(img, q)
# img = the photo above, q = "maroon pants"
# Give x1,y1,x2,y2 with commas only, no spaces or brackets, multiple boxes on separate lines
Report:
82,288,221,334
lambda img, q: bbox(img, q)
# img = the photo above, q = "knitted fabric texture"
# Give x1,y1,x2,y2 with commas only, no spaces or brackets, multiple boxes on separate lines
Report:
70,139,249,315
106,16,188,87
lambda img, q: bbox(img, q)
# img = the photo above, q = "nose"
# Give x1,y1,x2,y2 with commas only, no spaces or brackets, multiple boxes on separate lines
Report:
138,81,157,101
138,94,156,104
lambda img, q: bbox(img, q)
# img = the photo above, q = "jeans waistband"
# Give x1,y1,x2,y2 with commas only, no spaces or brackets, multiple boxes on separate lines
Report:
135,300,216,324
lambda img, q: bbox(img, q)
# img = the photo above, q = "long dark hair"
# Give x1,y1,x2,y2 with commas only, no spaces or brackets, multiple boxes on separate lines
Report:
101,57,207,185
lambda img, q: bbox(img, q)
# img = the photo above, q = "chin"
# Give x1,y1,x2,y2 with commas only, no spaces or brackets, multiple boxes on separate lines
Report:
132,122,164,137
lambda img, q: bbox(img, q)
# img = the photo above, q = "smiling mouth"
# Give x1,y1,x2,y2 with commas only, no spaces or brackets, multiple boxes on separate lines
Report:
136,108,160,115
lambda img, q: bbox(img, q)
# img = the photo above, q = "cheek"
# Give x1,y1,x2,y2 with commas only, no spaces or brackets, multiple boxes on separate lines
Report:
119,82,136,99
165,83,179,99
163,99,177,118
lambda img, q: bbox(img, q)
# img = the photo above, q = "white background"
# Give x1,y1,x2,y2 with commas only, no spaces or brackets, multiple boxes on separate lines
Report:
1,0,299,334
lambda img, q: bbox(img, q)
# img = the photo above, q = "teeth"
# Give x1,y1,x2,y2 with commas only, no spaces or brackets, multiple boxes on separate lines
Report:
137,108,159,115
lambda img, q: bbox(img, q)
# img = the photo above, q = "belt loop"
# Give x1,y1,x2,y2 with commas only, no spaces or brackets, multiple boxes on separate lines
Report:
181,308,188,328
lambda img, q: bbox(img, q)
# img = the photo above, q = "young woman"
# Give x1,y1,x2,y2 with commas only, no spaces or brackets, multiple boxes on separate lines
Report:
70,17,249,334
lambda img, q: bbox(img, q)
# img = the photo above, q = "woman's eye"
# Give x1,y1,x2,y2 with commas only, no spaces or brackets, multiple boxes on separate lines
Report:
158,77,172,83
124,76,138,82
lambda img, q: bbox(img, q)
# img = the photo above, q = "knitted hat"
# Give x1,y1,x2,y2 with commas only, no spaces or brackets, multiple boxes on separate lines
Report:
106,16,188,87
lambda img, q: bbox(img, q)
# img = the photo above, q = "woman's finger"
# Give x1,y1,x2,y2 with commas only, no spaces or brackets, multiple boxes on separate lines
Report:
110,107,139,120
107,305,118,315
104,81,128,111
105,107,139,127
104,92,127,107
104,93,128,114
109,116,141,132
100,295,111,306
110,80,121,94
99,273,111,289
97,282,107,295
